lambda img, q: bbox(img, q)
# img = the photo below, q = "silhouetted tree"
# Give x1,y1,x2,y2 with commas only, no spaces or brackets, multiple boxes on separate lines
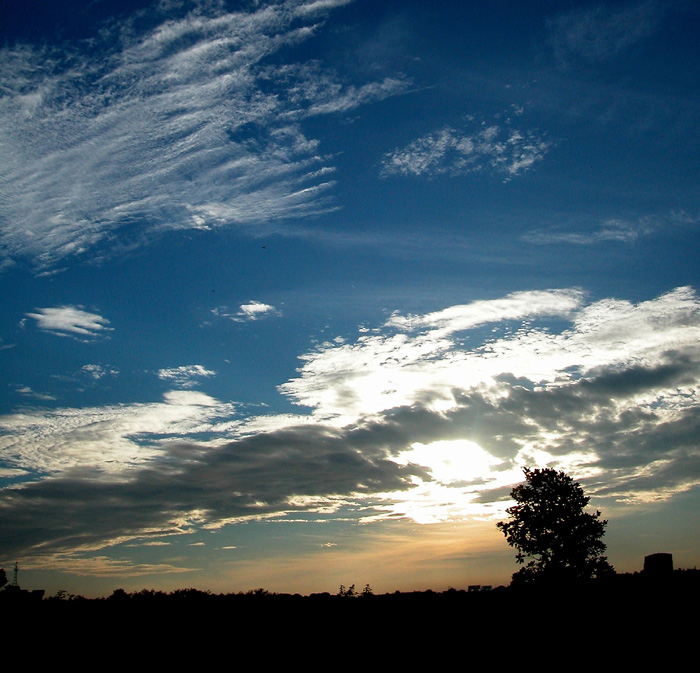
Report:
337,584,357,597
108,587,130,601
0,569,6,589
497,467,614,585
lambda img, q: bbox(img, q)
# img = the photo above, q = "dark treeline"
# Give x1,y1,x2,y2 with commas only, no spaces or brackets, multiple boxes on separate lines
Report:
3,571,698,653
5,567,699,609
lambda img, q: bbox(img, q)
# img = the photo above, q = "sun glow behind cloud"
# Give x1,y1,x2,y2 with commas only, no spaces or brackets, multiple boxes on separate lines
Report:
0,0,698,596
381,439,514,524
277,286,700,512
5,286,700,549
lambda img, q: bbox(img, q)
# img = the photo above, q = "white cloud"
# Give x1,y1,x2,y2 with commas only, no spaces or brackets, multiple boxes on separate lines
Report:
81,364,119,380
16,385,57,402
157,364,216,388
380,117,553,180
385,290,582,335
213,300,281,322
0,0,407,269
236,301,281,321
280,289,584,419
26,306,112,340
0,390,237,477
269,60,408,117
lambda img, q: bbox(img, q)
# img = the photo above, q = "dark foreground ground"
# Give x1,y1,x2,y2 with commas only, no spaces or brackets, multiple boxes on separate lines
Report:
3,570,697,660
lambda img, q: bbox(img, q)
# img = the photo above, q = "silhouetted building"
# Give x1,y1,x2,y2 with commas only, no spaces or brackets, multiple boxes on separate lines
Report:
644,553,673,576
0,584,45,601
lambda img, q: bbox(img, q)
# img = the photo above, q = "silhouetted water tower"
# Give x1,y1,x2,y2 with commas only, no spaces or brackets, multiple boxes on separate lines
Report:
644,553,673,576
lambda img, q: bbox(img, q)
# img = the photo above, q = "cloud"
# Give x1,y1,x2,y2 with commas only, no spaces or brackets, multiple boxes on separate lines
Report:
2,287,699,559
280,289,584,419
524,211,700,246
0,390,237,478
548,0,668,66
25,305,112,340
0,415,429,557
525,217,654,245
263,59,408,118
0,0,407,269
380,117,553,180
157,364,216,388
278,286,700,509
213,300,281,322
81,364,119,381
15,385,57,402
25,553,191,579
236,301,281,322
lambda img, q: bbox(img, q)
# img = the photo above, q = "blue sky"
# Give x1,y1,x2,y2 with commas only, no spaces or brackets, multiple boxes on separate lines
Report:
1,0,699,596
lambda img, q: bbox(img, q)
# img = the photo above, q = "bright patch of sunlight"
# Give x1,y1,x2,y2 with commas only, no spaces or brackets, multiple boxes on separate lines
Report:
377,439,522,524
399,439,502,484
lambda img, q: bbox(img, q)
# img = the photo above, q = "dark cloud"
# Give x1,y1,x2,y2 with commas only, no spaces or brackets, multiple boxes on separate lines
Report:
3,288,700,560
5,348,698,558
0,418,431,558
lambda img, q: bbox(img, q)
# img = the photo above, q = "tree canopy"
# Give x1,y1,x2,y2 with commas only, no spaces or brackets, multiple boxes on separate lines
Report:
497,467,614,585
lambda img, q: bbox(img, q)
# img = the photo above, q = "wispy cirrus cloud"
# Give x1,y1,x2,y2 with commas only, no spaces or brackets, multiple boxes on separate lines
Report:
525,217,654,245
380,116,553,181
524,211,700,246
15,385,57,402
0,0,406,269
25,553,192,579
548,0,668,66
25,305,112,340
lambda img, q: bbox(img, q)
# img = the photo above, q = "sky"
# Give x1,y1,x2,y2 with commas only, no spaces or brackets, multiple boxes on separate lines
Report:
1,0,699,597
